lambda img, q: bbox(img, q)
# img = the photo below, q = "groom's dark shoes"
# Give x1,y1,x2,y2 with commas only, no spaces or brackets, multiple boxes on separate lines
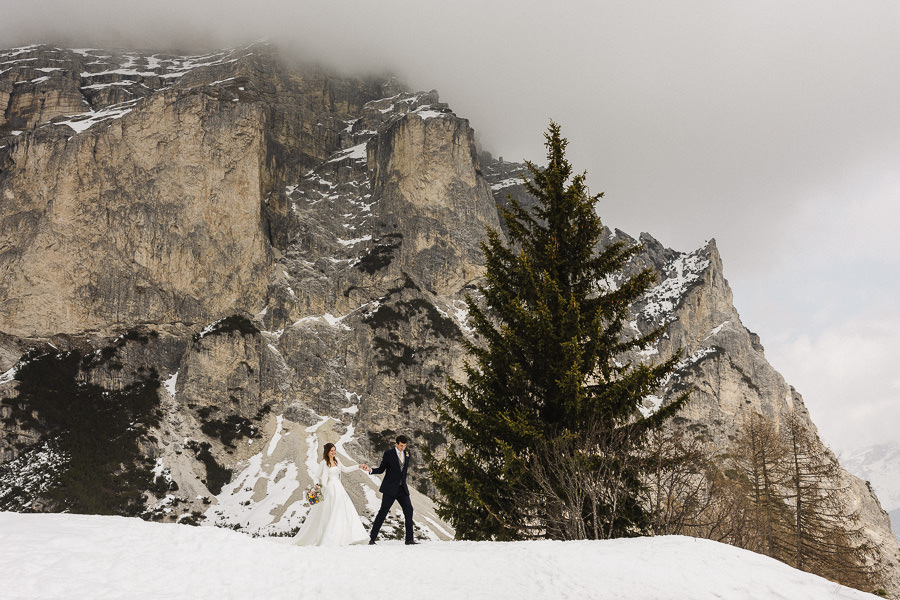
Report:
405,540,418,545
368,539,376,545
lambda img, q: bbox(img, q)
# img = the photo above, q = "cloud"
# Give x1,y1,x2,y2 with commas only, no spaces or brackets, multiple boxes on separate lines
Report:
764,314,900,453
726,147,900,357
4,0,899,454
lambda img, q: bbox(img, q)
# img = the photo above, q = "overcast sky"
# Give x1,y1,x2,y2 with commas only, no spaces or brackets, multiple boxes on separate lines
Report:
3,0,898,455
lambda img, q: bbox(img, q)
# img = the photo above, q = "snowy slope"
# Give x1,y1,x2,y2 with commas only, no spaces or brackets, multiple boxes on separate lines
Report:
193,411,452,541
0,512,876,600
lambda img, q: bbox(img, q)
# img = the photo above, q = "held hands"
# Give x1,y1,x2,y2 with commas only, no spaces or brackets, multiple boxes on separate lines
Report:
359,464,371,473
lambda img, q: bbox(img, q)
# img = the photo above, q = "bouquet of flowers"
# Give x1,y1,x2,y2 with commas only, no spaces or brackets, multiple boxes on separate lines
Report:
305,483,323,506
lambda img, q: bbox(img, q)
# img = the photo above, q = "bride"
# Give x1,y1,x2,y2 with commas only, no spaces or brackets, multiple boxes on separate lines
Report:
293,442,369,546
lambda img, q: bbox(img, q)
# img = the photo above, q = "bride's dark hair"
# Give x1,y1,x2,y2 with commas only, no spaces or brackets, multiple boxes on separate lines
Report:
322,442,337,467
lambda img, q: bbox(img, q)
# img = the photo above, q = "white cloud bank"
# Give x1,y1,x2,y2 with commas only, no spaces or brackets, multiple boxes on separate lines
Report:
2,0,898,454
764,314,900,453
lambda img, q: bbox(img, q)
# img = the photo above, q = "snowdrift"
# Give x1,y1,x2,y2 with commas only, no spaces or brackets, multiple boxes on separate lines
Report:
0,512,876,599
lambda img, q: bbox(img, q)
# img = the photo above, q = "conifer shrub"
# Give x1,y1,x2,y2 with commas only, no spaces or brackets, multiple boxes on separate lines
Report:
414,427,447,449
363,276,461,374
184,440,232,495
193,315,260,342
367,428,397,451
371,337,418,374
401,383,439,408
0,347,161,516
178,511,206,526
356,233,403,274
200,415,260,448
364,295,461,340
404,298,461,339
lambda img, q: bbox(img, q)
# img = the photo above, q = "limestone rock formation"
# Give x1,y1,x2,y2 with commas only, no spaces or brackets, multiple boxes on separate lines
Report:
0,42,896,592
843,444,900,543
487,160,900,593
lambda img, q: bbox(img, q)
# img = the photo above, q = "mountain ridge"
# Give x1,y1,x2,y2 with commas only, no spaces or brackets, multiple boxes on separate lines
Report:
1,41,897,596
842,442,900,543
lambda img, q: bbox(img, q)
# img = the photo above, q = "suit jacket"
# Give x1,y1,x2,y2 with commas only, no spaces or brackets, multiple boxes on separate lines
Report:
370,447,411,497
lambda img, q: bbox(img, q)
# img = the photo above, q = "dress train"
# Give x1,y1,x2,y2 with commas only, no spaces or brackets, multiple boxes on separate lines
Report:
293,460,368,546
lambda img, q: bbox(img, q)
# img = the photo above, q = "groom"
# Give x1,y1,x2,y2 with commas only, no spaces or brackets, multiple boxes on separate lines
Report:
365,434,416,545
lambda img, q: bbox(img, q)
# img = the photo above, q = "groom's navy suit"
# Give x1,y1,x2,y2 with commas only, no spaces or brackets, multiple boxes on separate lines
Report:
369,446,413,543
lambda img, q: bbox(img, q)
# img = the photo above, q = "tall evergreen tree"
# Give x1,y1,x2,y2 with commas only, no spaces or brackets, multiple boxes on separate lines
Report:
428,123,688,540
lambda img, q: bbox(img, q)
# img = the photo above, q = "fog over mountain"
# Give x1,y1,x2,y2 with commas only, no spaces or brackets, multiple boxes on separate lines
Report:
842,443,900,542
3,26,899,595
2,0,898,453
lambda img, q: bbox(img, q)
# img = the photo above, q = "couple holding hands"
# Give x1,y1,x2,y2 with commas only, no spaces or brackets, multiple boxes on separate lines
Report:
293,434,417,546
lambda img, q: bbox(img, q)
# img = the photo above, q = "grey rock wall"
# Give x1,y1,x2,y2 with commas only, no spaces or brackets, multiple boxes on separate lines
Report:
0,42,896,592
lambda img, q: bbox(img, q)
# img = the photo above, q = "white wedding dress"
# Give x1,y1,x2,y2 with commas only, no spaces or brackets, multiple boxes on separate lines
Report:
293,460,369,546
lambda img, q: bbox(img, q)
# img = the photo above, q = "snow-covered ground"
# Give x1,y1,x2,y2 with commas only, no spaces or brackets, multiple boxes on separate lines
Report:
0,512,875,600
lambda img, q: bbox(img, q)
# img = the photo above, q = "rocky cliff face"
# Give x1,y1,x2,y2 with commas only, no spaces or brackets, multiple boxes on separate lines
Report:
0,42,484,541
485,159,900,592
0,42,897,590
843,444,900,543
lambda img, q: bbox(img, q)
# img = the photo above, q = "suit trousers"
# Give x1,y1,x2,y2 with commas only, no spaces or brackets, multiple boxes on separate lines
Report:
370,490,414,542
